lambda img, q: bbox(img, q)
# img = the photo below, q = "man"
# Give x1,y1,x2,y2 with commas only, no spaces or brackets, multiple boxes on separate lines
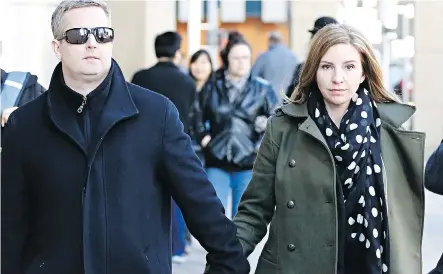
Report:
425,141,443,274
1,1,250,274
251,31,298,101
1,69,46,126
286,16,338,97
131,31,195,133
131,31,196,263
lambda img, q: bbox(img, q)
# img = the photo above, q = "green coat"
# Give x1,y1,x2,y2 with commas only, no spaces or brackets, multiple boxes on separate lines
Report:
234,102,426,274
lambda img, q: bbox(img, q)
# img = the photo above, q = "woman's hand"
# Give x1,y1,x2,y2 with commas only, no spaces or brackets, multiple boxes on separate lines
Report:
254,115,268,133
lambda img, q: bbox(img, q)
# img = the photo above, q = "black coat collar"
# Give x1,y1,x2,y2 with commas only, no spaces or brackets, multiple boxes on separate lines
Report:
46,59,139,157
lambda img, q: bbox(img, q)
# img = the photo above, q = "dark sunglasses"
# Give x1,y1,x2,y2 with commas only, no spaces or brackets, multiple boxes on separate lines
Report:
60,27,114,44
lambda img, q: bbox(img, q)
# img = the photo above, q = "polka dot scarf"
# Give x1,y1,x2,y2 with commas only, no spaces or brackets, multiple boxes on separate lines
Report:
307,87,390,273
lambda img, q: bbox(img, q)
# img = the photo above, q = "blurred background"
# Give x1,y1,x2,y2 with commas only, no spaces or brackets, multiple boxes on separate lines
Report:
0,0,442,273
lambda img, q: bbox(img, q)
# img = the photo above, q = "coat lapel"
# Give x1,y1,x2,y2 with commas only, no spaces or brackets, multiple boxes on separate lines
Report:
46,86,87,155
90,63,139,159
280,102,330,149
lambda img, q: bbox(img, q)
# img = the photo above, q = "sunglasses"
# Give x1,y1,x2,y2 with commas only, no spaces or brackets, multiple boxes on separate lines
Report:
60,27,114,44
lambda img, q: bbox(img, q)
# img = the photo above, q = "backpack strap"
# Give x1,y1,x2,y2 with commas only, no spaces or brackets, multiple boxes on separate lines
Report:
1,71,30,111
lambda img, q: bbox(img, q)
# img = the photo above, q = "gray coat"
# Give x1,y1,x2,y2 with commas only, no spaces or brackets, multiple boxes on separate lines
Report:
251,44,298,101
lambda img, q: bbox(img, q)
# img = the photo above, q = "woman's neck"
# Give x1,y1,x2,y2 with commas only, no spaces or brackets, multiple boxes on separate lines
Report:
324,101,350,128
196,80,205,91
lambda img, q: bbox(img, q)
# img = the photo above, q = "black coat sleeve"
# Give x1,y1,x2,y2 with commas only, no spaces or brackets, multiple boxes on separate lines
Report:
160,100,250,274
425,141,443,195
1,112,29,274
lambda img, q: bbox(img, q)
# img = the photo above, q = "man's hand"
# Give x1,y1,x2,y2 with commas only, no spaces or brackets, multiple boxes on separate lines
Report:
2,107,18,127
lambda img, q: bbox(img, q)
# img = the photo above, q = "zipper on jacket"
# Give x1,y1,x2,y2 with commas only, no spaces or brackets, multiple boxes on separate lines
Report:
77,96,87,114
83,107,91,150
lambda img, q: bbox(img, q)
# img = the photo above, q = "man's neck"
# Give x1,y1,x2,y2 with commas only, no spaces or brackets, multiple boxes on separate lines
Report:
62,69,108,97
158,57,176,64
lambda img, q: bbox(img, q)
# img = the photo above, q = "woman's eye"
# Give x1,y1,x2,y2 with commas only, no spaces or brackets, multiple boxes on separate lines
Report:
345,64,355,70
321,65,331,70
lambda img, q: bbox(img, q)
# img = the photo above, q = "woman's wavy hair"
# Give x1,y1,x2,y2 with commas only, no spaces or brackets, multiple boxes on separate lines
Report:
284,24,398,104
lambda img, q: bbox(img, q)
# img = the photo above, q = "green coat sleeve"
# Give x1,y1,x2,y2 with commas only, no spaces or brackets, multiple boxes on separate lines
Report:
233,116,279,257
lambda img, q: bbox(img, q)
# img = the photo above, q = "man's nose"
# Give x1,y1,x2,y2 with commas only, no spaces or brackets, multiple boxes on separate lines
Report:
85,33,98,48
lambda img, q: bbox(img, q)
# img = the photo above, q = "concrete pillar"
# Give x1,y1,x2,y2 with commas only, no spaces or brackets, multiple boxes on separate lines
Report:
413,1,443,156
289,0,342,60
108,0,176,80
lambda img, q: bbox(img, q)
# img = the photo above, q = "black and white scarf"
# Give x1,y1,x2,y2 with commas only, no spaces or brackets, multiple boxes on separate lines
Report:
308,87,390,274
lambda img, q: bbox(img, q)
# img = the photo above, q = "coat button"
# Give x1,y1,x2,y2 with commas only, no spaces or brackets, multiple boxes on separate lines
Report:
288,159,296,167
287,244,296,252
287,200,295,208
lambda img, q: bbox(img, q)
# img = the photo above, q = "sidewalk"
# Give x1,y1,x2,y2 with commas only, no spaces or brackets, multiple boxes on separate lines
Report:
172,234,266,274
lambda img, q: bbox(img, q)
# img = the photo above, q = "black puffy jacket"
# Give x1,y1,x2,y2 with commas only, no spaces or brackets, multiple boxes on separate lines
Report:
195,71,277,170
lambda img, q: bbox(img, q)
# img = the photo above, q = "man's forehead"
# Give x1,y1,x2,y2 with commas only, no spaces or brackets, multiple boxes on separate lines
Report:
61,7,110,30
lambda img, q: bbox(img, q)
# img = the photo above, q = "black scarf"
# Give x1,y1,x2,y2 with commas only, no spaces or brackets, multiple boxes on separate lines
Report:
308,87,390,274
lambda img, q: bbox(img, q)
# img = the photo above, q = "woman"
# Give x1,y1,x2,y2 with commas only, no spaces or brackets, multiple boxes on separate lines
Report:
189,49,214,92
234,24,425,274
188,49,214,166
196,36,278,218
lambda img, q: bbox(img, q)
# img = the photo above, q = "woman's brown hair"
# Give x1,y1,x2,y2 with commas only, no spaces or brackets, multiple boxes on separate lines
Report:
284,24,398,104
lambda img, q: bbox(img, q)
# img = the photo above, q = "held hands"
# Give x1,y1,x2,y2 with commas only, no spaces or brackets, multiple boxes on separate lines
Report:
254,115,268,133
1,107,18,127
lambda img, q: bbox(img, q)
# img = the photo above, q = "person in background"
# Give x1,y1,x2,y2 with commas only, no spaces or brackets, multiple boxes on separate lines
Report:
131,31,195,134
188,49,214,165
424,141,443,274
216,31,245,77
251,31,298,102
234,24,425,274
1,69,46,127
131,31,197,264
196,35,278,219
286,16,338,97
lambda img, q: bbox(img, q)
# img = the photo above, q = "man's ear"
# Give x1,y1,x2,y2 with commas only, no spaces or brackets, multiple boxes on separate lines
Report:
52,39,62,60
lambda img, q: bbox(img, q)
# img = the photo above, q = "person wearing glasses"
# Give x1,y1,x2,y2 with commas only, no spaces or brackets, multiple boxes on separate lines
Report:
1,1,250,274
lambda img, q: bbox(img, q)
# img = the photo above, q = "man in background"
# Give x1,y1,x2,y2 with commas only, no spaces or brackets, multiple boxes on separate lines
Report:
251,31,298,101
131,31,195,133
286,16,338,97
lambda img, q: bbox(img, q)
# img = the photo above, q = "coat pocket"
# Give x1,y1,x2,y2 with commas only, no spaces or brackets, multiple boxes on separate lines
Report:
255,256,279,274
143,247,163,274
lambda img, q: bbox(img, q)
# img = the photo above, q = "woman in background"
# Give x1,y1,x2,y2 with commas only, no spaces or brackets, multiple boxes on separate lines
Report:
188,49,214,166
196,35,277,218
